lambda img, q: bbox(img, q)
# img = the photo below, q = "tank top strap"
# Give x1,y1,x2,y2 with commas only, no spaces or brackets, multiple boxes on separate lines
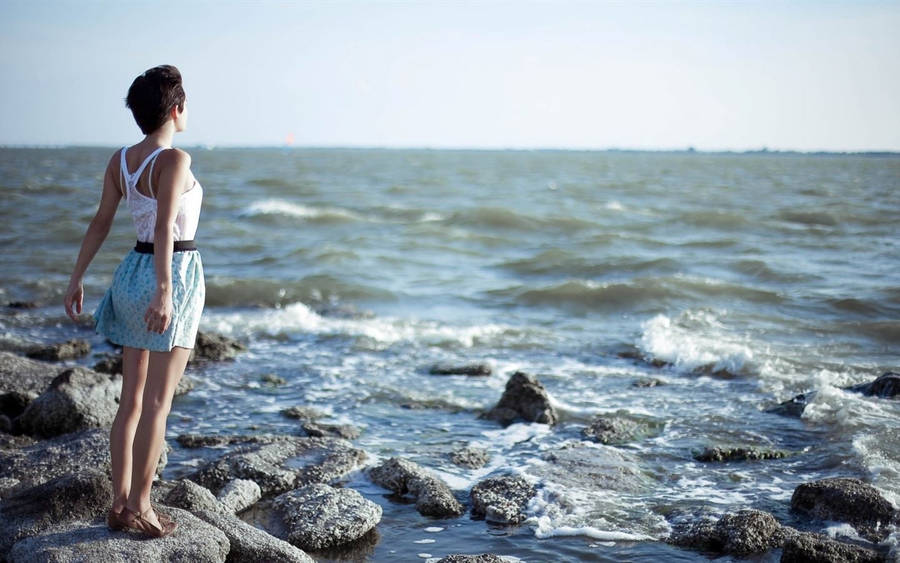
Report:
119,146,129,199
147,148,167,198
121,146,169,198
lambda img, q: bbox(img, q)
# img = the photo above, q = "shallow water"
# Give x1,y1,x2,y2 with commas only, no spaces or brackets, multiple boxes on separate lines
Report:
1,147,898,561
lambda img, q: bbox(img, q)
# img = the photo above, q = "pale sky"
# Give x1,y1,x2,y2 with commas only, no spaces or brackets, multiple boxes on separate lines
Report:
1,0,898,151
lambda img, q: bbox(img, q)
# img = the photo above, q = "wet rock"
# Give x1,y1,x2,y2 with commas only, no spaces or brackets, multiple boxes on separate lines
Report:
273,482,382,551
429,363,492,376
0,392,31,420
0,413,10,433
790,477,896,542
0,428,165,492
845,372,900,399
632,377,664,387
436,555,505,563
367,457,464,517
301,421,360,440
479,371,558,426
261,373,287,385
6,506,229,563
450,445,490,469
766,391,814,417
163,478,228,514
5,301,38,309
91,353,122,375
190,331,247,362
0,468,111,556
25,339,90,362
0,432,36,450
0,352,63,401
470,475,536,525
13,367,120,439
582,412,664,445
781,531,886,563
217,478,262,514
194,507,314,563
536,441,651,492
281,405,327,421
188,434,366,497
666,508,789,555
693,446,788,462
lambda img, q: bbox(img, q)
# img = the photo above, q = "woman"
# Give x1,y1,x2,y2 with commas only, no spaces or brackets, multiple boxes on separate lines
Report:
64,65,204,538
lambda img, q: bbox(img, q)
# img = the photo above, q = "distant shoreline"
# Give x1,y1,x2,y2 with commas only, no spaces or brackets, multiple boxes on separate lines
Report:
1,144,898,157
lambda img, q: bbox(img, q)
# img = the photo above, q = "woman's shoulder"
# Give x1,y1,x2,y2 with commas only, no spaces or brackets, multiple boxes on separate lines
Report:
156,147,192,170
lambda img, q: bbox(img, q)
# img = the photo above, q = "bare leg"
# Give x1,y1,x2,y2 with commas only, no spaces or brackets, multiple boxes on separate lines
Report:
125,346,191,528
109,347,149,513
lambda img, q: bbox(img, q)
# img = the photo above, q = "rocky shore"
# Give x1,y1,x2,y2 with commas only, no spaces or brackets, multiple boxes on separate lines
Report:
1,337,898,562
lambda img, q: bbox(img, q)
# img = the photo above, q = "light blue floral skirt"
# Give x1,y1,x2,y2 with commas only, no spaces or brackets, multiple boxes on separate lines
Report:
94,249,205,351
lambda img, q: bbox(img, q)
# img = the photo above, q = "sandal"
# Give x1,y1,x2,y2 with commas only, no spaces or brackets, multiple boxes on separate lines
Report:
107,504,173,531
121,505,177,538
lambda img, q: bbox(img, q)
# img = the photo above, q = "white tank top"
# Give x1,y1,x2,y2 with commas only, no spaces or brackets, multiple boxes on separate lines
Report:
119,146,203,243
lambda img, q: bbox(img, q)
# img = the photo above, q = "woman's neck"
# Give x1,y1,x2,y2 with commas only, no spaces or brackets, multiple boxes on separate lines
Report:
144,123,175,148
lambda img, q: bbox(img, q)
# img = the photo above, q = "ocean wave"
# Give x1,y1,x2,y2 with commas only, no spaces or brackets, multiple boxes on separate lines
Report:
636,311,757,376
447,206,596,232
241,198,363,222
731,259,812,283
205,275,393,308
776,209,839,227
497,249,681,279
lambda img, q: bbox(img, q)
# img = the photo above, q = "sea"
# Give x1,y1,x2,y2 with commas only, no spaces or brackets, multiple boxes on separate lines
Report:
1,147,898,562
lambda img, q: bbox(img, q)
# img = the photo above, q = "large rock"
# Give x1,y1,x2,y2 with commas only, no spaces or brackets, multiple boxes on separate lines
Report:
470,475,536,525
25,339,90,362
14,367,120,438
0,352,63,417
436,555,505,563
300,421,360,440
272,482,381,551
845,372,900,398
582,412,665,445
7,506,229,563
533,441,651,492
0,428,165,493
194,507,314,563
367,457,464,517
0,468,111,557
163,478,228,514
780,531,886,563
190,331,247,362
766,391,815,417
450,445,490,469
217,478,262,514
188,434,366,497
693,446,788,462
666,508,789,555
790,477,897,542
429,363,492,376
479,371,558,425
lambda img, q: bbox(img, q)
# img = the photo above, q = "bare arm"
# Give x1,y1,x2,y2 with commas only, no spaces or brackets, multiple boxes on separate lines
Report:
64,154,122,321
143,149,191,334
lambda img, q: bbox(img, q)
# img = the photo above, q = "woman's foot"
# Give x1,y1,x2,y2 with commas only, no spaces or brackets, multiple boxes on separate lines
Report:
120,505,177,537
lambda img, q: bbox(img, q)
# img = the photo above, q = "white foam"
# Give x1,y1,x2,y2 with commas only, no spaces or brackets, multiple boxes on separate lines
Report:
637,311,755,375
423,526,444,532
413,539,436,544
605,200,624,211
243,198,363,221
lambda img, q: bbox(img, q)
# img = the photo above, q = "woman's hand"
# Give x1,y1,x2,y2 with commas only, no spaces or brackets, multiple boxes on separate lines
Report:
64,280,84,322
144,288,173,334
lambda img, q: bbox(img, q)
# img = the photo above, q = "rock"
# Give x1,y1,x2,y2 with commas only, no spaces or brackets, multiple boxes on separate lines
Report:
666,508,788,555
0,351,63,400
0,468,111,556
261,373,287,385
479,371,558,426
281,406,327,421
0,428,165,492
300,421,360,440
91,353,122,375
781,531,886,563
190,331,247,362
272,482,382,551
7,506,229,563
450,445,490,469
13,367,120,439
470,475,535,525
0,392,31,420
632,377,664,388
163,478,228,514
535,441,651,492
693,446,788,462
845,372,900,399
188,434,366,497
581,412,664,445
436,555,505,563
194,507,314,563
790,477,896,542
429,363,492,376
0,414,10,433
5,301,38,309
367,457,464,517
766,391,814,417
25,339,90,362
217,478,262,514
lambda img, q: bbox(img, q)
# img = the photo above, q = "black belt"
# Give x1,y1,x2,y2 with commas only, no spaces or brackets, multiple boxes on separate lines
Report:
134,240,197,254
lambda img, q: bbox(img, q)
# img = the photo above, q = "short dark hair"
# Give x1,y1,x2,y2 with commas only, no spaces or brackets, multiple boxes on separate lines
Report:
125,65,186,134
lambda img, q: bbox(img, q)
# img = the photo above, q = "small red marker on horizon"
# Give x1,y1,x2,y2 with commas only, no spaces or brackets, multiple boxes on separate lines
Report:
285,133,295,146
